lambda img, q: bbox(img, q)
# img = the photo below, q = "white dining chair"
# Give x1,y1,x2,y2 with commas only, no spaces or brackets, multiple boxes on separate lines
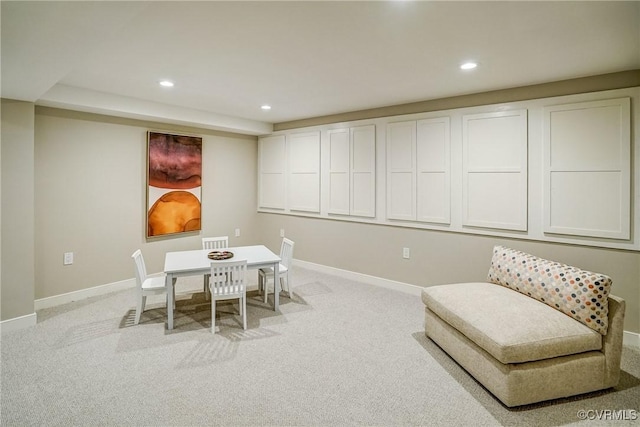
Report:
202,236,229,299
209,259,247,333
131,249,175,325
202,236,229,250
258,238,295,303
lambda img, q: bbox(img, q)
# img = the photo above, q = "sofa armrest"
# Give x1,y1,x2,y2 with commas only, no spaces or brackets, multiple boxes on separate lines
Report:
602,294,626,387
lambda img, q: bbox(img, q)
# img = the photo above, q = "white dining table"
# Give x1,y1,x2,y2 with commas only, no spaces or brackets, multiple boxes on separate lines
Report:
163,245,281,330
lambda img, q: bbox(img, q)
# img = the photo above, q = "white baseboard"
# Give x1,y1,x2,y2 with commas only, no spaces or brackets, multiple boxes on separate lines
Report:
34,277,136,310
0,312,37,334
623,331,640,349
293,258,640,350
293,259,424,296
2,278,136,334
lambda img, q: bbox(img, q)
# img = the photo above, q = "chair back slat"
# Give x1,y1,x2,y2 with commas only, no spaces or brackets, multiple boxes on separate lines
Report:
131,249,147,288
203,236,229,250
210,260,247,296
280,238,295,268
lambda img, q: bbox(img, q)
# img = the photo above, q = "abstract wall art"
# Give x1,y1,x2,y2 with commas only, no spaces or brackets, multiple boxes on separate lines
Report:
147,131,202,238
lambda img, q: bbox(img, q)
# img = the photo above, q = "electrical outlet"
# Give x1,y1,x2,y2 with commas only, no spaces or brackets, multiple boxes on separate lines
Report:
402,247,410,259
280,229,285,238
235,228,241,237
64,252,74,265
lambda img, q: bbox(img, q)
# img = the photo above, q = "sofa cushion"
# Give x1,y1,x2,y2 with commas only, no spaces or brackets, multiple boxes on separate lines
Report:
487,246,611,334
422,282,602,364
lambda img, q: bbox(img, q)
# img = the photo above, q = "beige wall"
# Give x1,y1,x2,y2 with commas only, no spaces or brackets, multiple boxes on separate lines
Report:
2,73,639,336
34,107,259,299
1,99,36,321
256,213,640,334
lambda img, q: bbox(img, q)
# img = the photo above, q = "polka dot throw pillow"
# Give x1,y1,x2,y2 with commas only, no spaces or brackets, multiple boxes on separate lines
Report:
487,246,612,334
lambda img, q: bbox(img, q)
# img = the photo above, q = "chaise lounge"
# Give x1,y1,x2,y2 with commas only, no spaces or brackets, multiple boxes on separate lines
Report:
422,245,626,407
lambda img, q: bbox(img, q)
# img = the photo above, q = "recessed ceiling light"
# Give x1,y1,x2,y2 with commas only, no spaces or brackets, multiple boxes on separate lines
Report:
159,80,174,87
261,105,272,110
460,62,478,70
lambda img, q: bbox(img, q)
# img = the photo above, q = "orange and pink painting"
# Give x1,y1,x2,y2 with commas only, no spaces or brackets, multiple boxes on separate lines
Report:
147,131,202,238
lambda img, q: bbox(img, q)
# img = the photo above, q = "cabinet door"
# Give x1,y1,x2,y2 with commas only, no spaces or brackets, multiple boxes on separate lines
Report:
543,98,630,239
327,129,350,215
350,125,376,218
417,117,450,224
258,135,286,210
462,110,528,231
288,131,320,213
386,121,416,220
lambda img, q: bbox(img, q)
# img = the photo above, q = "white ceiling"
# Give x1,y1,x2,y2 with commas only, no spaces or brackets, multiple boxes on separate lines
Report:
2,1,639,135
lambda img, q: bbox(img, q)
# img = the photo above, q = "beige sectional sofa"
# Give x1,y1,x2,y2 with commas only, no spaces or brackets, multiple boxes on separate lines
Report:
422,246,626,407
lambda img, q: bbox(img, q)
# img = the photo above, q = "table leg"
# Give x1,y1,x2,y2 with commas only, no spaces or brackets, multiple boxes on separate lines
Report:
273,261,280,311
166,273,174,330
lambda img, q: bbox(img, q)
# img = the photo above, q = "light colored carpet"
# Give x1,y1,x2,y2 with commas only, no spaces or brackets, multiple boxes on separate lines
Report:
1,266,639,426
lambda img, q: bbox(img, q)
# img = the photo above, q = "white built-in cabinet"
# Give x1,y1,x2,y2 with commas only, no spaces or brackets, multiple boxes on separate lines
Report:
258,131,321,213
386,118,451,224
543,98,630,239
462,110,528,231
417,118,451,223
288,131,321,213
258,134,286,210
257,89,637,251
327,129,350,215
327,125,376,217
386,121,415,220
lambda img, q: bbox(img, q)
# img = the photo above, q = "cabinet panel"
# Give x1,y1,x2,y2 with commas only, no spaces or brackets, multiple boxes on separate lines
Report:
329,130,350,171
258,135,286,210
549,105,623,170
417,117,450,224
462,110,528,231
417,119,448,171
417,172,448,223
387,122,415,170
328,129,350,215
290,132,320,173
387,121,416,220
352,126,375,171
549,171,623,237
350,125,375,218
290,173,320,212
352,172,374,217
388,172,414,220
288,131,320,213
544,98,630,239
327,126,375,217
466,113,524,170
466,172,526,230
259,173,285,209
329,172,349,215
260,135,286,172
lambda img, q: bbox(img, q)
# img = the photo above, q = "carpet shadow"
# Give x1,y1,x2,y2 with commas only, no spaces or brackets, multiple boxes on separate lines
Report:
120,307,165,328
118,288,310,335
293,280,333,297
174,338,240,369
174,327,282,370
412,331,640,426
113,286,312,357
53,318,121,348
